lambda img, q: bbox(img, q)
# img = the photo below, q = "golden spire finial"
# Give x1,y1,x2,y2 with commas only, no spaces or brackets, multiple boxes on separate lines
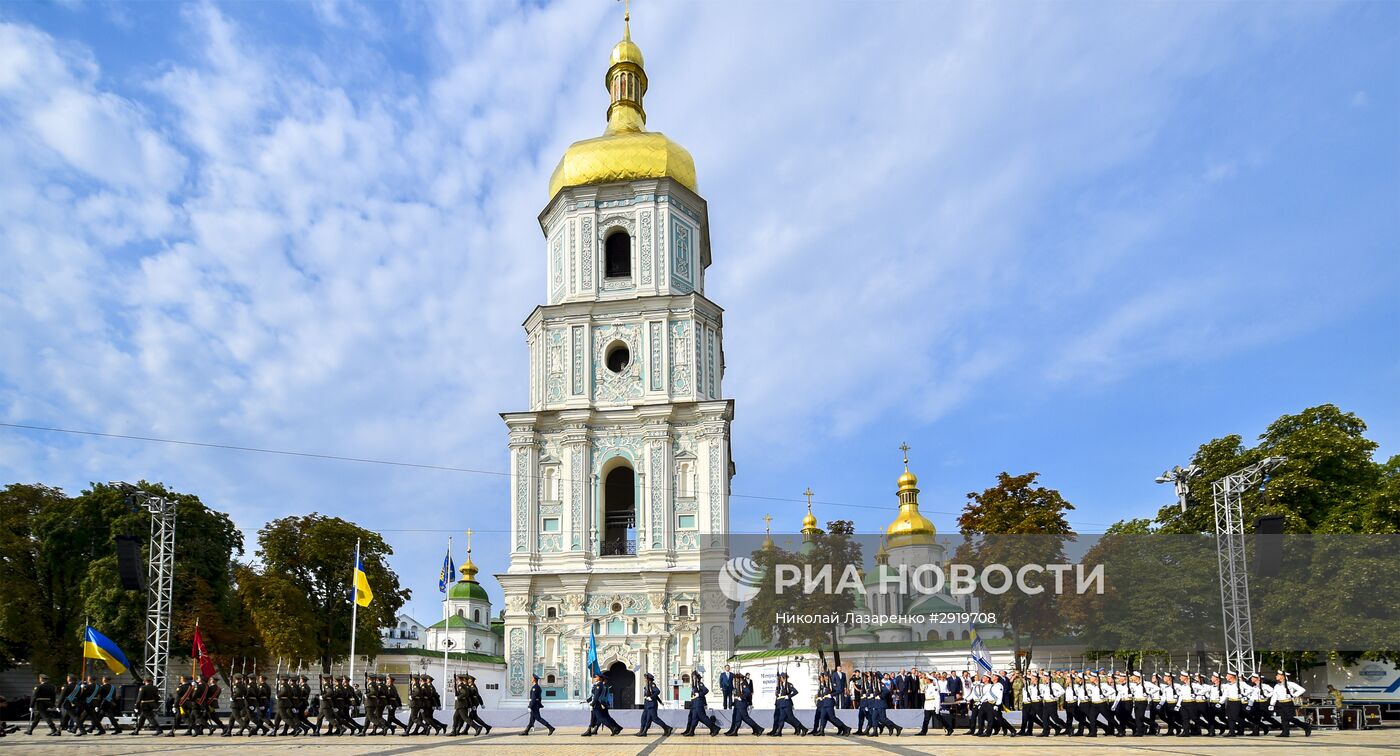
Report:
459,528,479,583
763,513,772,534
801,488,819,535
623,0,631,36
900,442,911,470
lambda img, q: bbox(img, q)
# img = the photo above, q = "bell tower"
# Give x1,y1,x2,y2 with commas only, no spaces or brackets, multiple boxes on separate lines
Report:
496,9,734,707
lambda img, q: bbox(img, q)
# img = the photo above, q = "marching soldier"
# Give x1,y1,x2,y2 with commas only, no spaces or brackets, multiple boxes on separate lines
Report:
314,675,335,735
520,674,555,735
383,675,407,734
133,676,164,736
59,674,79,734
252,674,273,735
583,673,623,736
201,675,226,736
1220,672,1244,736
27,674,60,736
464,676,490,735
1040,672,1068,736
725,672,764,736
451,675,472,736
421,675,446,735
226,674,248,736
635,672,672,736
767,671,807,736
1268,671,1311,737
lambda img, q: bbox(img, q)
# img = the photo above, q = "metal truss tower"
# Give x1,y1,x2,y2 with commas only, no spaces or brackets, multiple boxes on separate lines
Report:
143,494,177,694
1212,457,1282,677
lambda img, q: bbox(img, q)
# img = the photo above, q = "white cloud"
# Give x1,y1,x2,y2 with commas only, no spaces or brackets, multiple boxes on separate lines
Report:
2,1,1388,617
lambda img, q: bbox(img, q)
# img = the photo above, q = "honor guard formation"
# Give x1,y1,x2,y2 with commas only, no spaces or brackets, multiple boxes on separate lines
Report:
19,665,1316,739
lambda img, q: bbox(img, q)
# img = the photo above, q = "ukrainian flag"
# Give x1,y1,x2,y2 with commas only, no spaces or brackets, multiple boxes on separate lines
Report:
353,555,374,607
83,626,130,676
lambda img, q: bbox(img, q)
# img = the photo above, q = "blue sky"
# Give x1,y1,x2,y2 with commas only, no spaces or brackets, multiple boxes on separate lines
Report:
2,0,1396,624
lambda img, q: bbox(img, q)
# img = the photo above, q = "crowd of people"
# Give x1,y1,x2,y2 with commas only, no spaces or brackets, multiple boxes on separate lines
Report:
19,664,1315,739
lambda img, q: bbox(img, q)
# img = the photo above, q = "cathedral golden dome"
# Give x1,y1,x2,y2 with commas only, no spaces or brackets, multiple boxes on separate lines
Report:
547,12,697,200
886,447,936,547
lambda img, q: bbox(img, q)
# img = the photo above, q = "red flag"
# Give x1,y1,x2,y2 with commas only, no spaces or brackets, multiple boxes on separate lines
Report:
191,625,216,679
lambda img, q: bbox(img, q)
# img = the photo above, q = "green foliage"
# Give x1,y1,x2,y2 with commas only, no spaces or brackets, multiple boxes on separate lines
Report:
239,513,408,673
740,520,863,659
0,481,247,677
1154,404,1384,535
956,471,1075,670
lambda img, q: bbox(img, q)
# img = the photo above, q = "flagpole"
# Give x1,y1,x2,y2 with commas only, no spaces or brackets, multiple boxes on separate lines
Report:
443,535,451,703
193,618,199,679
350,538,361,682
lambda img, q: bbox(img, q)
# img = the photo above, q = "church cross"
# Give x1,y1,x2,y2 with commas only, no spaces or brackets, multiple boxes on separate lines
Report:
466,528,473,555
763,513,772,534
803,487,815,511
899,442,910,466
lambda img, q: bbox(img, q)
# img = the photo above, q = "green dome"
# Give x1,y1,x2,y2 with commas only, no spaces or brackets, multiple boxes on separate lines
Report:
448,580,490,602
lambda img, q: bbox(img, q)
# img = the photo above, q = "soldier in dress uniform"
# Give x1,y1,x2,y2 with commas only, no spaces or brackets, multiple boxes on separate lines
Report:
383,675,406,734
252,674,273,735
635,672,673,736
725,672,764,736
1039,672,1067,736
464,676,491,735
451,675,473,736
583,673,623,736
1220,672,1244,736
58,674,79,733
201,675,226,736
766,671,807,736
226,674,247,736
520,674,555,735
313,675,334,735
1268,671,1311,737
27,674,61,736
133,676,164,736
422,675,447,735
1174,672,1195,736
680,671,719,736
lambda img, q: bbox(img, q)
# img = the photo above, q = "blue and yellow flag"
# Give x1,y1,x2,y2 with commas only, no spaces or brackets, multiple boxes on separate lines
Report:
587,623,601,677
438,546,455,594
353,555,374,607
83,626,130,676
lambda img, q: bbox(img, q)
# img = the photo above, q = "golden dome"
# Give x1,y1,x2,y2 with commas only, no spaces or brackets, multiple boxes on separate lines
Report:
886,506,936,547
887,448,935,547
610,36,644,68
459,552,479,583
547,12,697,199
801,505,818,533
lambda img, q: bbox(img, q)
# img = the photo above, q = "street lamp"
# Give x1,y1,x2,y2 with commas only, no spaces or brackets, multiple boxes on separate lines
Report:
1155,465,1202,512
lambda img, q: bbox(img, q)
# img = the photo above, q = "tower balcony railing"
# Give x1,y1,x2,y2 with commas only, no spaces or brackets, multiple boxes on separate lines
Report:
599,538,636,557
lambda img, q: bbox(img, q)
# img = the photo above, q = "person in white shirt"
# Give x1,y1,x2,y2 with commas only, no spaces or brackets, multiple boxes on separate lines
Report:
1039,673,1067,737
1100,672,1121,736
1174,672,1196,736
1268,672,1311,737
1112,672,1132,735
1220,672,1243,736
1157,673,1180,735
1018,672,1040,736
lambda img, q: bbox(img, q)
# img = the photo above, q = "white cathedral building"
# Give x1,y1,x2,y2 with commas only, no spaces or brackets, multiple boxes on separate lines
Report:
494,15,733,707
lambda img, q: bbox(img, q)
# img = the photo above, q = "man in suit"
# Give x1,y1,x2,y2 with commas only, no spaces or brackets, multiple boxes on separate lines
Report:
725,673,764,736
719,665,735,709
636,672,673,736
520,674,555,736
831,667,848,709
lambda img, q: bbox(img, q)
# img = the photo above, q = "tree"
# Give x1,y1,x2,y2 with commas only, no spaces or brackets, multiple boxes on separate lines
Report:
241,514,407,672
0,483,109,675
78,482,251,676
739,520,863,660
955,471,1075,671
1154,404,1383,535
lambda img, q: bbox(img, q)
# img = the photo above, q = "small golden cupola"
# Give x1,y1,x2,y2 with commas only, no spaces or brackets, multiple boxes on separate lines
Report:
800,487,820,539
886,443,936,548
448,532,489,602
547,7,697,199
761,513,775,551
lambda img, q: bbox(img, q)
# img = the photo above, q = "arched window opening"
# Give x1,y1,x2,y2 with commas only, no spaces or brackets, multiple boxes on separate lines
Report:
605,231,631,278
546,607,557,619
677,605,689,618
457,609,464,618
946,631,955,641
677,462,691,497
546,674,556,684
602,464,635,556
605,342,630,373
473,609,481,623
961,630,970,641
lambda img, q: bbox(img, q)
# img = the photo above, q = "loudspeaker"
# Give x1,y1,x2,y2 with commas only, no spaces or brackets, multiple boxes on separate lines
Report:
116,535,144,590
1255,515,1285,577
